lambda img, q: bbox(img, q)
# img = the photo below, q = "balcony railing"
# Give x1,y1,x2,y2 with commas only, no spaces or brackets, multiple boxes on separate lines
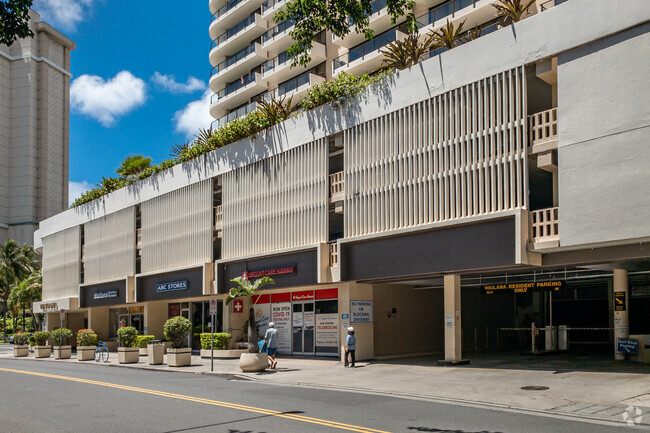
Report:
212,0,246,21
329,242,339,267
214,205,223,230
262,18,295,43
530,207,559,244
212,13,256,50
529,108,558,146
277,70,315,96
217,72,257,99
330,171,344,201
217,101,258,126
416,0,475,28
333,29,398,71
136,228,142,250
263,50,292,74
261,0,285,14
347,0,387,25
540,0,568,12
215,42,257,75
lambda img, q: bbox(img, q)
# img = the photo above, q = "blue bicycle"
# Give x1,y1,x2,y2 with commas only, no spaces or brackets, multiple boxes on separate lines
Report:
94,341,109,362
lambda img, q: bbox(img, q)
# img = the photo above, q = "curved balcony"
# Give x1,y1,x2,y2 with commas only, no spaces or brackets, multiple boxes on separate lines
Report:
332,0,393,48
261,0,286,19
262,42,326,85
267,71,325,102
210,72,267,119
414,0,499,39
209,0,264,39
209,13,267,66
216,101,260,128
209,42,267,91
333,29,406,76
261,18,296,54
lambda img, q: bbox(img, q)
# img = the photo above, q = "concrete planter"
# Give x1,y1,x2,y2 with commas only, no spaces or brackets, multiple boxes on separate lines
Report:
77,346,96,361
167,348,191,367
13,345,29,357
139,347,148,356
200,349,247,359
53,345,72,359
33,345,51,358
118,347,140,364
239,353,268,372
147,343,164,365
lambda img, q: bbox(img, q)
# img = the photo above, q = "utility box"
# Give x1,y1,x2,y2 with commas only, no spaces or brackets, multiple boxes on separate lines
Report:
557,325,568,350
545,326,557,351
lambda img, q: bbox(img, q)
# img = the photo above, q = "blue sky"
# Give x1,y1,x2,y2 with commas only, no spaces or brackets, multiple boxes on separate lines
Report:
31,0,213,205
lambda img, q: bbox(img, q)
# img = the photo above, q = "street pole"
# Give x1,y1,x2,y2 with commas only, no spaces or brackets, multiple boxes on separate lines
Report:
211,314,215,372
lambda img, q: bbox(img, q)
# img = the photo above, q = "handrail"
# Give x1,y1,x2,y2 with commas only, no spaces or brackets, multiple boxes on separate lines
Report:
529,108,558,145
329,242,339,267
330,171,344,197
530,207,559,241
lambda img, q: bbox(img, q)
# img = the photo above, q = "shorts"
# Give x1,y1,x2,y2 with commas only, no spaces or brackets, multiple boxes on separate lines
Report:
267,347,277,355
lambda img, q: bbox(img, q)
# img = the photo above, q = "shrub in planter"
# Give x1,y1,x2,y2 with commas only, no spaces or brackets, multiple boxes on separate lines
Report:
164,316,192,367
117,326,140,364
136,335,156,356
13,332,29,357
76,329,98,361
51,328,73,359
200,333,232,350
29,331,51,358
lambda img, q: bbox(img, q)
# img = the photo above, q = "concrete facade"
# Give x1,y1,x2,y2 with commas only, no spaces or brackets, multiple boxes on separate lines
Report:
0,10,74,246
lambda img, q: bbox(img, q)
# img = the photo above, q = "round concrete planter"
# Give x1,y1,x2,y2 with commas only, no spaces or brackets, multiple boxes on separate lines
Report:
77,346,96,361
239,353,268,372
118,347,140,364
167,348,191,367
200,349,247,359
53,345,72,359
33,345,51,358
13,345,29,357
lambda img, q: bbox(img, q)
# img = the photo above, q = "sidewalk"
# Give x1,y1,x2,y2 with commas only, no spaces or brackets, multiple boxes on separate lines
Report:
1,346,649,428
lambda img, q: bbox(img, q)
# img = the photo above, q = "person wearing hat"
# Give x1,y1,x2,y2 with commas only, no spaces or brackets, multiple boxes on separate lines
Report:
344,327,356,367
264,322,279,369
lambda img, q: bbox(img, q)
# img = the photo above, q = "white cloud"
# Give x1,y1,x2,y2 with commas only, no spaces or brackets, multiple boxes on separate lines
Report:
68,180,92,206
33,0,96,32
70,71,146,126
151,72,206,94
173,89,214,137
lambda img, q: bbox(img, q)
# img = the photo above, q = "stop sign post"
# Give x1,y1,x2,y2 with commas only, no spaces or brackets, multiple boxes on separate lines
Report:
209,299,217,371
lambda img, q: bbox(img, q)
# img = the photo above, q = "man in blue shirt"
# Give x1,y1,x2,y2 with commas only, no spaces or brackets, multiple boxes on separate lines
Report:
345,327,356,367
264,322,279,369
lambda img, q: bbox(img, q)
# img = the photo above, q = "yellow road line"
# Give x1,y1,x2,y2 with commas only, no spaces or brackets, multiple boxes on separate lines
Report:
0,367,391,433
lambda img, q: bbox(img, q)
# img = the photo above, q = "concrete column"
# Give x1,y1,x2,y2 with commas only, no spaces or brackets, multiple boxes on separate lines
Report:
613,269,629,361
444,274,462,362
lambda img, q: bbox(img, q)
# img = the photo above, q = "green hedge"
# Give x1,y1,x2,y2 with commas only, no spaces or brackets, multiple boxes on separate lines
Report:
117,326,139,347
29,331,50,346
200,333,232,350
135,335,156,348
76,329,98,346
51,328,73,345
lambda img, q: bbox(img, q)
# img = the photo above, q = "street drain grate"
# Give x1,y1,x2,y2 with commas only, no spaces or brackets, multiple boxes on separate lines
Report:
521,386,549,391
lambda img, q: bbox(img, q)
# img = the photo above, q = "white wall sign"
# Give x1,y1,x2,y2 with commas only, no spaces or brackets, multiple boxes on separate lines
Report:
445,315,454,329
254,303,271,337
350,300,373,323
272,303,291,353
315,314,338,347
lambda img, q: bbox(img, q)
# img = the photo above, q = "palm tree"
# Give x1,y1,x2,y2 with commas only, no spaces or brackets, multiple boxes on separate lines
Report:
429,19,467,51
170,141,190,159
225,276,275,353
115,155,153,178
8,270,41,332
381,31,434,70
0,240,33,341
258,95,296,125
492,0,536,23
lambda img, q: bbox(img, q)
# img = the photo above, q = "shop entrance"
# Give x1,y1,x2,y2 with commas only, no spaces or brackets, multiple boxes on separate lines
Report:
110,307,144,338
292,302,315,355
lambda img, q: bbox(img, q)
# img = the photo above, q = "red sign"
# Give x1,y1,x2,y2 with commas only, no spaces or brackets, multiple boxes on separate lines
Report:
252,294,271,304
292,290,314,301
233,299,244,313
271,292,291,303
316,288,338,300
243,265,296,279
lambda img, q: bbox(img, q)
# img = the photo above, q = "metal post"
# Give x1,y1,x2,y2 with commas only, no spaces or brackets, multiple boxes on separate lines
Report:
211,314,215,372
59,314,63,348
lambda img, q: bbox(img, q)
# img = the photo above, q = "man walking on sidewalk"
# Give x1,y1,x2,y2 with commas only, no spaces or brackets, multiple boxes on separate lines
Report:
265,322,278,369
344,327,356,368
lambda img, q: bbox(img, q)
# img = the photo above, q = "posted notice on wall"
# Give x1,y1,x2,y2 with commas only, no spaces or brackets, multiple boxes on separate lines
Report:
255,304,271,337
272,303,291,353
350,300,373,323
315,314,339,347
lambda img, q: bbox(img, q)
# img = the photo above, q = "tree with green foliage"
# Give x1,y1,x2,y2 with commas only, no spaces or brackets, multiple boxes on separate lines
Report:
115,154,153,178
0,240,36,341
275,0,415,67
0,0,34,47
8,269,41,331
225,276,274,353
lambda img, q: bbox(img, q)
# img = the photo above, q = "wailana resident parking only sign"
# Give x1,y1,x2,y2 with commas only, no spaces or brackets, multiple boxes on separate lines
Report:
350,300,373,323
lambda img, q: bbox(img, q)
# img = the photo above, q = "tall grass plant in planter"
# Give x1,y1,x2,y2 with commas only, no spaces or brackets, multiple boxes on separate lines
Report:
225,276,274,372
13,331,29,357
51,328,73,359
117,326,140,364
163,316,192,367
76,329,98,361
29,331,51,358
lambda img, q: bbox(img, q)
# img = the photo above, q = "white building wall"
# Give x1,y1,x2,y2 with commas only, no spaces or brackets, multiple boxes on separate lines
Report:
222,138,328,258
42,225,80,300
83,207,136,283
344,67,528,237
141,179,213,272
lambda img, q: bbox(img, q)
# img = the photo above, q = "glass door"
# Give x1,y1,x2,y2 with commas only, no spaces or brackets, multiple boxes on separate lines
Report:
292,303,303,353
292,302,315,355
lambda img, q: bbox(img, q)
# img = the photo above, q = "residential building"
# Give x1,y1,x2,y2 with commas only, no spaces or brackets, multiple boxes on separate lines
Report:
0,11,75,246
35,0,650,364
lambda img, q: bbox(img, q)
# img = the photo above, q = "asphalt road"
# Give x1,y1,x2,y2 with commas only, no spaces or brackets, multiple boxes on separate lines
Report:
0,358,639,433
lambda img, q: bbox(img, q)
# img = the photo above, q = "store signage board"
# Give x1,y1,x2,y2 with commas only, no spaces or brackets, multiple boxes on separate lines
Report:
156,280,188,293
315,314,338,347
272,303,292,353
482,280,565,295
232,299,244,313
617,338,638,354
350,300,373,323
93,290,118,300
614,292,626,311
243,264,296,279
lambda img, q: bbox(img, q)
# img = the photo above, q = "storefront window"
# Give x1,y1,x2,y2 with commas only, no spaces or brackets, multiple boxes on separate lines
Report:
315,299,338,355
